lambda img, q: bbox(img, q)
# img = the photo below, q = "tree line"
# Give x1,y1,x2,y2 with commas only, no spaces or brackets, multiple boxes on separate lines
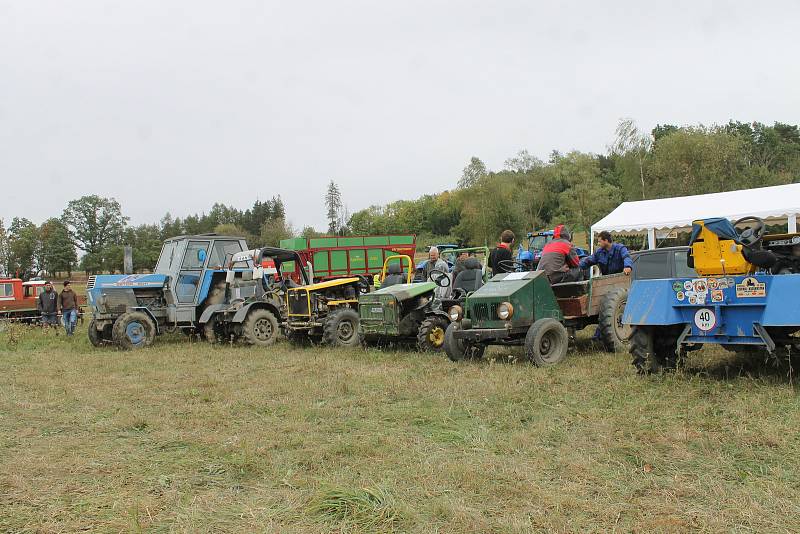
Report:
347,120,800,246
2,119,798,277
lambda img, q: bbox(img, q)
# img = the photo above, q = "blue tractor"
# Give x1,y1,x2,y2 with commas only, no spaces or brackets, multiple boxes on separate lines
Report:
624,217,800,373
87,234,283,349
517,230,589,271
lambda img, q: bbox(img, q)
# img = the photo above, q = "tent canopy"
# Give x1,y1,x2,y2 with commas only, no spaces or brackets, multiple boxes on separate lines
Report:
591,183,800,234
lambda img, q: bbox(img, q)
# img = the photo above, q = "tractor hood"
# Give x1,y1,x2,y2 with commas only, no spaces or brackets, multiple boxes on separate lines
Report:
373,281,436,301
90,274,168,289
464,270,561,328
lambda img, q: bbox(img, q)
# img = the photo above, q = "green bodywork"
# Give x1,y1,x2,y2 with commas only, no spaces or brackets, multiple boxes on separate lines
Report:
462,271,562,330
359,282,438,337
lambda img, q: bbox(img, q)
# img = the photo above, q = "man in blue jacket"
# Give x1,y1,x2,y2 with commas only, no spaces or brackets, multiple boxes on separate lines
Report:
580,231,633,276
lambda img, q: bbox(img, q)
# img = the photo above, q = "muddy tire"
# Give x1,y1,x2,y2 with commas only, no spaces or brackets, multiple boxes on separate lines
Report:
629,325,682,374
322,308,361,347
598,287,631,352
417,315,449,352
112,311,156,350
525,318,569,366
88,319,112,347
202,315,226,344
241,308,279,347
443,322,486,362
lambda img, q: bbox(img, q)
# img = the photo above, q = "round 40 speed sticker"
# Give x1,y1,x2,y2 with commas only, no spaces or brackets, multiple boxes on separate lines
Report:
694,308,716,332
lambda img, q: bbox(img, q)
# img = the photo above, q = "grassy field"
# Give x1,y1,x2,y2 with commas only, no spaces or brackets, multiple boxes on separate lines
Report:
1,322,799,533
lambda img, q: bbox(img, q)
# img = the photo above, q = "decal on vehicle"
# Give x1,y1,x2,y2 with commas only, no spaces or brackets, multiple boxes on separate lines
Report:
707,278,719,290
694,308,716,331
676,291,685,301
692,279,708,294
672,281,683,292
683,280,693,291
711,290,724,302
735,277,766,298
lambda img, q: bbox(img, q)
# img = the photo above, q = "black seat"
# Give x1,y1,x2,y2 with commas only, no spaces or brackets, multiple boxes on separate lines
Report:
382,263,406,287
453,257,484,294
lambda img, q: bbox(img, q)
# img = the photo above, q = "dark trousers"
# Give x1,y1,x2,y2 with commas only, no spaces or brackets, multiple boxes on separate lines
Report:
548,268,584,284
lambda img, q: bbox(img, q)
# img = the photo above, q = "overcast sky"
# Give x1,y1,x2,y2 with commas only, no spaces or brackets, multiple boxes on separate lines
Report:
2,1,798,231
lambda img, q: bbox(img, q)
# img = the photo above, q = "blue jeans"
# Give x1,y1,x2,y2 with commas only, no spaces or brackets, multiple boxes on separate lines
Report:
63,309,78,335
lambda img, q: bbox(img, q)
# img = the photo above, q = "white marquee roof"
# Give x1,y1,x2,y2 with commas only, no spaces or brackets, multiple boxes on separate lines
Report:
591,183,800,234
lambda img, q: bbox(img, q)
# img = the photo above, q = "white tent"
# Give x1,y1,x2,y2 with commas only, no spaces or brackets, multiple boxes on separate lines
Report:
590,183,800,250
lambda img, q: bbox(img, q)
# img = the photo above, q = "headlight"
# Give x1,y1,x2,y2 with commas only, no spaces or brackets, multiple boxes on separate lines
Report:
448,305,463,322
497,302,514,320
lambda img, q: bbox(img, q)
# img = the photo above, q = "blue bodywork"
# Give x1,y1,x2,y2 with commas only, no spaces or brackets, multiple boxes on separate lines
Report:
88,274,168,306
624,274,800,347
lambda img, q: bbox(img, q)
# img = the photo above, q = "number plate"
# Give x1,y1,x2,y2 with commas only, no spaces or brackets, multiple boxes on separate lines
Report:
370,307,383,314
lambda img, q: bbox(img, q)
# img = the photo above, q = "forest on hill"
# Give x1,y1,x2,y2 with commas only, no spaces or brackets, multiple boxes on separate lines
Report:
1,119,799,276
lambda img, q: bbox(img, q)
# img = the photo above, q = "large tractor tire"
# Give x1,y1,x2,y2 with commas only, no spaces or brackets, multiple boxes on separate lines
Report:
629,325,683,374
417,315,449,352
443,322,486,362
322,308,362,347
88,319,112,347
525,318,569,366
112,311,156,350
597,287,632,352
202,315,226,344
241,308,279,347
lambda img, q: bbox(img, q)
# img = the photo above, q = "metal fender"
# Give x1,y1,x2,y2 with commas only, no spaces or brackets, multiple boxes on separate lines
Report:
198,303,228,324
231,302,280,323
623,279,684,326
131,307,162,335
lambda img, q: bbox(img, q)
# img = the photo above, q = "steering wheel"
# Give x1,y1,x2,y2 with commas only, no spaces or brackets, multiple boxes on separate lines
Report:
498,259,526,272
356,275,371,294
734,216,766,247
429,269,451,288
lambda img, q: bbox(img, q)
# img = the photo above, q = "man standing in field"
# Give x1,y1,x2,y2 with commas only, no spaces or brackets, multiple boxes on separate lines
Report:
580,231,633,276
37,281,59,331
489,230,515,274
59,280,79,336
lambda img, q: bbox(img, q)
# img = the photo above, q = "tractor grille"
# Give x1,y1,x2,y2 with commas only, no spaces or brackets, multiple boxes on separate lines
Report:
105,291,133,314
288,290,310,316
471,302,498,322
87,276,96,290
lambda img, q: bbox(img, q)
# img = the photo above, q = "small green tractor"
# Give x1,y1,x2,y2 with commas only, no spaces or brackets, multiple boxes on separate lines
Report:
444,263,630,365
359,250,488,351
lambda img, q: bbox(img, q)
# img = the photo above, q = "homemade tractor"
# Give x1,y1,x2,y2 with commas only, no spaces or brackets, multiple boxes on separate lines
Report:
359,250,486,351
444,258,631,365
625,217,800,373
87,234,277,349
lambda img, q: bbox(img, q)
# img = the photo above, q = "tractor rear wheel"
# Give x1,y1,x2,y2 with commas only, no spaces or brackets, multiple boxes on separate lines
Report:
88,319,112,347
443,322,486,362
630,325,683,374
202,315,227,344
598,287,632,352
241,308,279,347
417,316,449,352
525,318,569,366
112,311,156,350
322,308,362,347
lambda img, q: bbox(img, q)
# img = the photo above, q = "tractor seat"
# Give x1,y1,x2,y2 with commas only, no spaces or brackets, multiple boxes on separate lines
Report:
382,263,406,288
453,257,484,293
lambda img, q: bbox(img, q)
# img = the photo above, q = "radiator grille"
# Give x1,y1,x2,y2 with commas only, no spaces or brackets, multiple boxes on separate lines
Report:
86,276,96,290
288,290,310,315
471,302,498,322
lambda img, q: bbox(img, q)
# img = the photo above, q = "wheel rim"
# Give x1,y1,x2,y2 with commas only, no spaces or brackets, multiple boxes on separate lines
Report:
429,326,445,347
253,318,273,341
538,330,560,362
126,321,145,345
337,319,355,342
614,300,632,341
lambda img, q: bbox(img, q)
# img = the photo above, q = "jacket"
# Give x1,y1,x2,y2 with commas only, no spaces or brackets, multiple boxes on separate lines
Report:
489,244,513,274
537,238,580,277
59,288,79,311
579,243,633,275
38,289,58,314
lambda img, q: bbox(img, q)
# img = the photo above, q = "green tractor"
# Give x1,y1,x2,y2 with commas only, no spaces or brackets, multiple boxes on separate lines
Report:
359,250,487,351
443,263,631,365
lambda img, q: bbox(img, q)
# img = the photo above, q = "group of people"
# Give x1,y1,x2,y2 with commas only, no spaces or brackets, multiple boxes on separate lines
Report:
37,280,80,336
488,228,633,282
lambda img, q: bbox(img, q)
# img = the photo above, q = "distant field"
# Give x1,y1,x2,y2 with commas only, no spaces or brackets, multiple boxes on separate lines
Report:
1,324,798,533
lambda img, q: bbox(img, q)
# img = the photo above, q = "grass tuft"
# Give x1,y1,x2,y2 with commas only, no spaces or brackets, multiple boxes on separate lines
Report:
308,486,402,530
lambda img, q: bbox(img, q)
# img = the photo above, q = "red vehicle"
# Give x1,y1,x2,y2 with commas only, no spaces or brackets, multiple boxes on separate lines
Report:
0,278,85,322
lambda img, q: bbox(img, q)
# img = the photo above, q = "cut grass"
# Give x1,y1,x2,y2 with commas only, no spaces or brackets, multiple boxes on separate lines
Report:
0,323,798,532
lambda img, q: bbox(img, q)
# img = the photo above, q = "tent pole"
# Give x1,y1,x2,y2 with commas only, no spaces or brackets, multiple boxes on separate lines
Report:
789,214,797,233
589,228,594,252
647,228,656,250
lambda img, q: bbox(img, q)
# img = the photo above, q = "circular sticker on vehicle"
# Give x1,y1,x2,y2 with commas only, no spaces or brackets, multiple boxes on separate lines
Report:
676,291,685,301
707,278,719,290
694,308,716,331
672,281,683,292
684,280,693,291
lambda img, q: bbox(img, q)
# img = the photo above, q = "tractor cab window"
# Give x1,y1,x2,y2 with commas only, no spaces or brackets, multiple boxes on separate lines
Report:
530,236,549,250
181,241,210,270
0,283,13,298
155,241,178,273
633,251,669,280
209,241,244,270
674,250,697,278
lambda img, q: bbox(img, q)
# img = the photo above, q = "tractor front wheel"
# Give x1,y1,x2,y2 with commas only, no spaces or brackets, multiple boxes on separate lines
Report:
112,311,156,350
322,308,362,347
202,315,227,344
525,318,569,366
88,319,113,347
443,322,486,362
417,315,449,352
242,309,279,347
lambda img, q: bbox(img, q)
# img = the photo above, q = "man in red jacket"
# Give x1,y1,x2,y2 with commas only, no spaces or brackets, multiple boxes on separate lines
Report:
537,225,583,284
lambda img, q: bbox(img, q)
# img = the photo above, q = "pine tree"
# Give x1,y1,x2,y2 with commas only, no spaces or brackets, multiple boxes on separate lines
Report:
325,181,342,234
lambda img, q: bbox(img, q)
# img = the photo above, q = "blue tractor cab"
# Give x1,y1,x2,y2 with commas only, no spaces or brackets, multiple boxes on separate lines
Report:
517,230,589,271
624,216,800,373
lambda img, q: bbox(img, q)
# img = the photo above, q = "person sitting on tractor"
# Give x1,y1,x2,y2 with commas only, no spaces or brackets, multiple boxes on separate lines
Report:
489,230,515,274
451,251,471,278
580,231,633,276
537,225,583,284
422,247,449,281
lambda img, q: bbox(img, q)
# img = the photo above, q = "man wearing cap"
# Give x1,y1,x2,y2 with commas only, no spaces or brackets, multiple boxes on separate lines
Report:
37,281,59,330
59,280,80,336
